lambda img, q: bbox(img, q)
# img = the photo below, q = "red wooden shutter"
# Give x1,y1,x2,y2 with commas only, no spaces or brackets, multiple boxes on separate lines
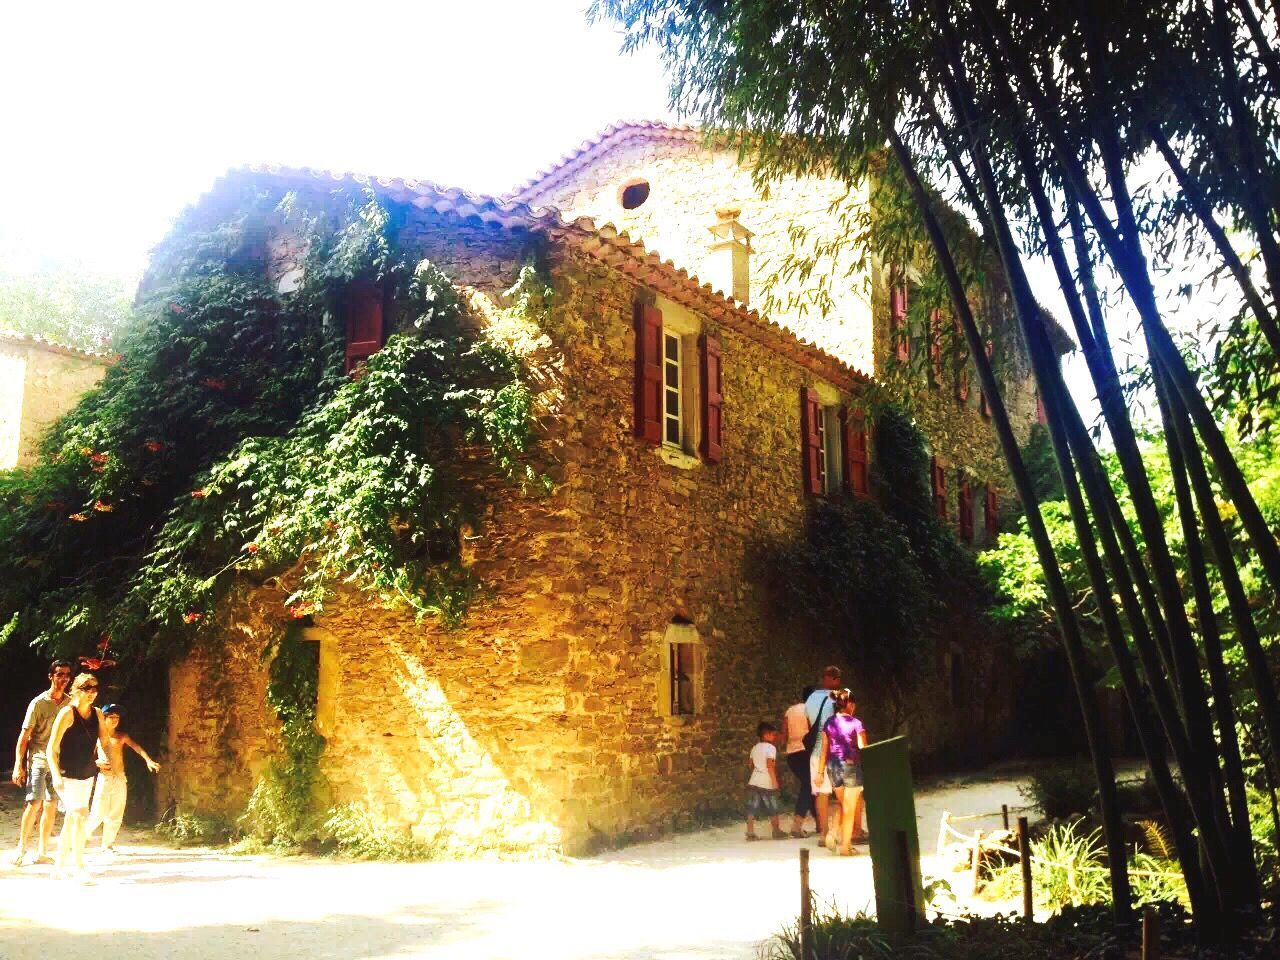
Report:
344,281,385,373
634,302,663,445
699,334,723,463
979,340,993,419
954,317,970,403
958,480,974,541
801,388,823,496
890,280,909,363
931,456,948,519
840,406,869,498
985,485,999,537
929,309,943,387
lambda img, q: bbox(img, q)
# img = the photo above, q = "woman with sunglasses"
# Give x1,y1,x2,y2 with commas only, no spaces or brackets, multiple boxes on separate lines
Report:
46,672,107,882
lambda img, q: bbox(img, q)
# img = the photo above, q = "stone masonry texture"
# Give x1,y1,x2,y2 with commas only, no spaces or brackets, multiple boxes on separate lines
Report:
160,139,1049,856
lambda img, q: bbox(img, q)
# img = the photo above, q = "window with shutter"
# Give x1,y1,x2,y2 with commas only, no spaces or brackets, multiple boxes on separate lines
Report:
890,279,910,363
931,456,948,519
954,317,970,403
985,484,999,537
801,388,823,496
699,334,723,463
958,480,974,541
344,281,385,374
634,301,664,444
929,309,943,388
841,406,870,498
979,340,993,419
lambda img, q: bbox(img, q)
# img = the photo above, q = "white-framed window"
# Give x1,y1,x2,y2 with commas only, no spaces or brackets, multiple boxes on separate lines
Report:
819,406,843,495
663,331,683,448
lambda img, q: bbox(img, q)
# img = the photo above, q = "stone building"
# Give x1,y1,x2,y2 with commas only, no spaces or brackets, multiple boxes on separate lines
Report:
160,122,1057,855
0,331,111,470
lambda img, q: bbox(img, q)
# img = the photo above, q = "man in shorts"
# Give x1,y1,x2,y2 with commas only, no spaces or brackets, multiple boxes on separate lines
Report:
804,665,843,846
10,659,73,866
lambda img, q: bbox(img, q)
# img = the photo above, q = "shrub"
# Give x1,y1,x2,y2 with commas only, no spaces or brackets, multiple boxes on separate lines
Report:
322,804,436,861
761,902,1113,960
1019,763,1096,819
1027,822,1111,909
154,810,235,847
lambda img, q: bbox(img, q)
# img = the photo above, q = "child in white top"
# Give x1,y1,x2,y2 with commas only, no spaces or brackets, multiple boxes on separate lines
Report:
745,721,785,841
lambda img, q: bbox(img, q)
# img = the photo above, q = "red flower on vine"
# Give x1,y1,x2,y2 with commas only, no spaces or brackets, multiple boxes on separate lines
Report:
246,543,259,554
191,489,208,499
199,377,227,391
89,453,109,465
170,303,186,315
183,611,202,624
288,603,316,620
92,500,114,513
69,512,88,522
78,656,117,671
144,440,164,453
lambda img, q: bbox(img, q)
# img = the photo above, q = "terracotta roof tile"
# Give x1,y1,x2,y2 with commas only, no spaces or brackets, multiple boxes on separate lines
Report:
503,120,703,205
0,329,116,363
239,164,869,389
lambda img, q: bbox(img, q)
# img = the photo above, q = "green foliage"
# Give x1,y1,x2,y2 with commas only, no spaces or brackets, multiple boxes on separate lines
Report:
154,810,235,847
238,624,326,847
1026,823,1112,910
322,804,437,861
757,497,932,680
0,177,546,665
755,405,1015,727
0,267,132,351
987,821,1189,913
1019,763,1097,820
762,901,1116,960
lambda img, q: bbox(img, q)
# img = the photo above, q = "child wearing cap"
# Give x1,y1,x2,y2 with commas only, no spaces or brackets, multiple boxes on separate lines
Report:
85,705,160,856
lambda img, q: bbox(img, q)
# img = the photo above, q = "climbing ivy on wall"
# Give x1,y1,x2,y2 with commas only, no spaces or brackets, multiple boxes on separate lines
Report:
753,404,1019,718
0,175,550,665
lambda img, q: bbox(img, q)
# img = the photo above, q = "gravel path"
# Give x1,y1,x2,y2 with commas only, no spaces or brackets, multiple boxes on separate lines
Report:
0,770,1033,960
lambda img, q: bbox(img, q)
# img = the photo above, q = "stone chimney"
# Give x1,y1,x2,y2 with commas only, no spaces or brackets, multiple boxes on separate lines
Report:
706,208,753,305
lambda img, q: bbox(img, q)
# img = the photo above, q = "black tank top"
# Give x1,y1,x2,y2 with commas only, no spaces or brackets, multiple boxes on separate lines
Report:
59,707,99,780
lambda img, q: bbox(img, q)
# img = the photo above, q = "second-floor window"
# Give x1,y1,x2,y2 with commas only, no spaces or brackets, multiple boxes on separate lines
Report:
931,456,948,519
663,332,683,447
634,297,723,464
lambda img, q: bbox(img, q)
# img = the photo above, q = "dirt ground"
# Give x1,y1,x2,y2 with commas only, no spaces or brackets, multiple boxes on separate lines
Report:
0,769,1035,960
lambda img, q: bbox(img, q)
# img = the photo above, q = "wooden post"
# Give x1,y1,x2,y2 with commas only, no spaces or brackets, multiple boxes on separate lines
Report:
1142,905,1159,960
936,810,950,855
970,830,984,894
1001,803,1010,830
800,847,812,960
1018,815,1033,921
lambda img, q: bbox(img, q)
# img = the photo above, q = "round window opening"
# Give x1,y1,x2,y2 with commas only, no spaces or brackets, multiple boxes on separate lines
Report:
620,180,651,210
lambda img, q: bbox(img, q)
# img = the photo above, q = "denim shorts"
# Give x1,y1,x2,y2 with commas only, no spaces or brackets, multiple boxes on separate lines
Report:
24,754,56,804
746,786,781,817
827,759,863,789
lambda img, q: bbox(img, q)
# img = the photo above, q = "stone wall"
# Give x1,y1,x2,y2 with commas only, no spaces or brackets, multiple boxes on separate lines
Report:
0,337,108,470
523,136,876,375
163,211,861,855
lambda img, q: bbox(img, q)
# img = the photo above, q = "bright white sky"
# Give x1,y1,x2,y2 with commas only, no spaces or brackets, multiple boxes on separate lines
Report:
1,0,1174,425
0,0,675,285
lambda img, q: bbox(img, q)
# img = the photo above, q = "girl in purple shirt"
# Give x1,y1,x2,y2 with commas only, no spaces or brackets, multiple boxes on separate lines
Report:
815,689,868,856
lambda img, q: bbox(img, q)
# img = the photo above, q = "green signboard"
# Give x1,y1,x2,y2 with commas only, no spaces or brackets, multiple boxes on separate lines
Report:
861,735,926,935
